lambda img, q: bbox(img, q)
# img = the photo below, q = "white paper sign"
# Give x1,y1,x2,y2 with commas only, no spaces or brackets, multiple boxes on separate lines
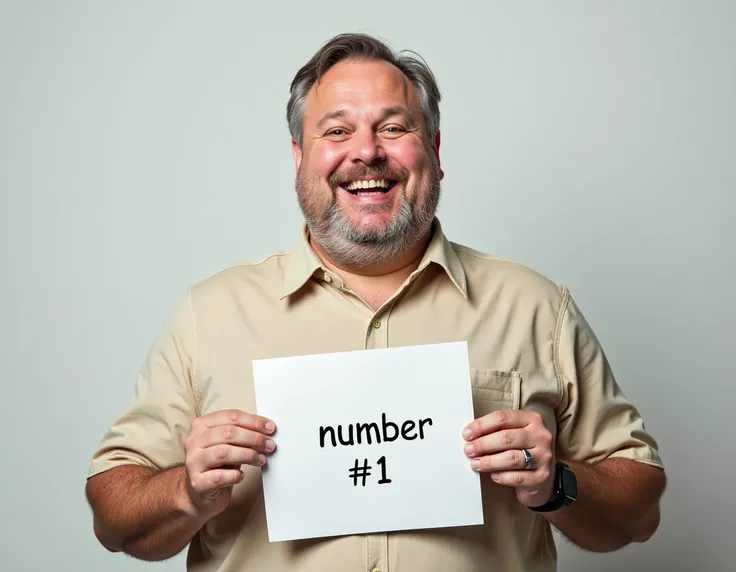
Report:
252,341,484,542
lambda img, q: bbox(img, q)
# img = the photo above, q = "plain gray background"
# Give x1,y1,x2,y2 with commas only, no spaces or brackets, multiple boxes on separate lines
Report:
1,1,734,570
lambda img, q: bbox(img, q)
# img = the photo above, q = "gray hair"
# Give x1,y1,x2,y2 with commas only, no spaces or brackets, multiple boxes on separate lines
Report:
286,33,441,148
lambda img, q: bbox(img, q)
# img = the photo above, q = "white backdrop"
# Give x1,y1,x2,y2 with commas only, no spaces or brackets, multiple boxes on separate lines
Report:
1,1,733,570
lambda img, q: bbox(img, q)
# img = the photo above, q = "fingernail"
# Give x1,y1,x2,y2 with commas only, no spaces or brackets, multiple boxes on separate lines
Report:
463,428,472,439
239,470,245,481
464,443,475,456
265,439,276,452
258,454,266,465
471,459,481,470
265,421,276,433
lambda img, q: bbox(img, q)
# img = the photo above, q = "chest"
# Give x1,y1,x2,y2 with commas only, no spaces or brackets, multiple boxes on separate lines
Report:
192,277,562,438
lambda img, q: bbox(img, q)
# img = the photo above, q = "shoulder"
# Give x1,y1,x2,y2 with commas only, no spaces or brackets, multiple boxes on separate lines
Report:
450,241,569,307
186,247,292,308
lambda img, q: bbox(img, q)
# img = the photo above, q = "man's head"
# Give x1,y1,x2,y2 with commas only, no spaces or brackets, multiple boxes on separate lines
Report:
287,33,444,269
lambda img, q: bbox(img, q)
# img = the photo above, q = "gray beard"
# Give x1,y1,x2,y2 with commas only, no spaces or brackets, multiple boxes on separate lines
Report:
296,179,441,268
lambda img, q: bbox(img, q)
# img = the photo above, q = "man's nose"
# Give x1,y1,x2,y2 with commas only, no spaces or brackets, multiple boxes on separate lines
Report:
349,129,386,164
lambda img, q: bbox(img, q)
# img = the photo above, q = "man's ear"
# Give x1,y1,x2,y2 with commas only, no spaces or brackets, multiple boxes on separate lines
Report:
291,139,302,172
433,130,444,180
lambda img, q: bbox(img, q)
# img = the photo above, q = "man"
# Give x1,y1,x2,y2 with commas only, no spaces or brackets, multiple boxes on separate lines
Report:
85,33,666,571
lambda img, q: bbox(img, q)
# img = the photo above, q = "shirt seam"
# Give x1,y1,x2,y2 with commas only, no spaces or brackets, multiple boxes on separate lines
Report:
552,286,570,411
186,288,203,416
451,243,537,266
204,251,292,277
450,243,561,288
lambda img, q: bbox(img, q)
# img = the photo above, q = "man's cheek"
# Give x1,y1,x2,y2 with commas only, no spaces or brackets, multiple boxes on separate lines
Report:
313,144,346,175
387,141,423,170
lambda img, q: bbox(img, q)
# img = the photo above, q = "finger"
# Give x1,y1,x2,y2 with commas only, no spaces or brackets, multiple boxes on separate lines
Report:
189,467,245,497
199,444,267,471
488,467,552,489
194,409,276,435
199,425,276,454
468,448,529,472
462,409,531,441
464,428,533,457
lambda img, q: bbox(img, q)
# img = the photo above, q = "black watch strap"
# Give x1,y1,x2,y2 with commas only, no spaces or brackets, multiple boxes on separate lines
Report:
529,461,577,513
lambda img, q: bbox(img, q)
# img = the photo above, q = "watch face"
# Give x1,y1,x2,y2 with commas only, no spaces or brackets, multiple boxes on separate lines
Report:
562,467,577,499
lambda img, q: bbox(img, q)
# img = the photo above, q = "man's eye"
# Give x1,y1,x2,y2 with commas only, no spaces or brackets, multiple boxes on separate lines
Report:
384,126,406,134
327,129,346,136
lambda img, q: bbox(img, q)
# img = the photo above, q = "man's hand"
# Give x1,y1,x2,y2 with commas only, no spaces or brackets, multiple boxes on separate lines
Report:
183,409,277,517
462,409,555,508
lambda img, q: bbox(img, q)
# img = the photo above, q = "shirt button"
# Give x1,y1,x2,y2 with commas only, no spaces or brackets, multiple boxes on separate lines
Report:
324,274,332,283
372,319,382,329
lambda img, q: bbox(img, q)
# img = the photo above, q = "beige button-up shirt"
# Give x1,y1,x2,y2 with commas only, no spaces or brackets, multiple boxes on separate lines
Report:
88,219,663,571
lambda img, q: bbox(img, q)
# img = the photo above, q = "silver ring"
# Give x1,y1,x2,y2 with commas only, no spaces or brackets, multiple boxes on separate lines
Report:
521,448,533,470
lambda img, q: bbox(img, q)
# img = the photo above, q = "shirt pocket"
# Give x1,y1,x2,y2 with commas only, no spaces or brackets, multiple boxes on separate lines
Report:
469,369,522,418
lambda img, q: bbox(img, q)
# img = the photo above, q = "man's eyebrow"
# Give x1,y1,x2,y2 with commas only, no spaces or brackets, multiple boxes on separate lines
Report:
314,106,415,131
377,106,413,123
315,109,349,131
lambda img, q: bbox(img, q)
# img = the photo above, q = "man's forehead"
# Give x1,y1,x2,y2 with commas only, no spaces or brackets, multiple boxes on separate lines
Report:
307,59,419,117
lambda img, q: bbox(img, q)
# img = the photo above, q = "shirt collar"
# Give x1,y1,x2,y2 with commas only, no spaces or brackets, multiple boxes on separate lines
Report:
280,218,467,300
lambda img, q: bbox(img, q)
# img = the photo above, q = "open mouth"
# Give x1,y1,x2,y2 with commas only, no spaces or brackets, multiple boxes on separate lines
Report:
339,179,398,196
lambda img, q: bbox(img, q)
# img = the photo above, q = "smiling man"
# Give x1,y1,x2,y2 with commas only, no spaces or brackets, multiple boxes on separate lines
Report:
293,57,440,271
290,53,445,310
85,33,666,571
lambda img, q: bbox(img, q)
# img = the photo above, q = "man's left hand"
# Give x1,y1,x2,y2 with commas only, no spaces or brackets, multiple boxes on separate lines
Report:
462,410,556,508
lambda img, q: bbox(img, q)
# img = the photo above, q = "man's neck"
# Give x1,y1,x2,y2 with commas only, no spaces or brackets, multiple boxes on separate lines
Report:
310,233,432,311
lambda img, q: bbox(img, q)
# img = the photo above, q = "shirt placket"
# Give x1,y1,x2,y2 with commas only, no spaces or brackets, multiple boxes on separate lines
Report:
323,269,394,572
364,304,390,572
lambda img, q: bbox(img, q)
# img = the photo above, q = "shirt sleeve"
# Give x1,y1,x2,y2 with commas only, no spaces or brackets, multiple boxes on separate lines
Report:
553,290,664,469
87,291,200,478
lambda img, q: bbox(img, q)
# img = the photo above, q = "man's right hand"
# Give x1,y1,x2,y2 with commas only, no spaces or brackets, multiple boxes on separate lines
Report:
182,409,277,517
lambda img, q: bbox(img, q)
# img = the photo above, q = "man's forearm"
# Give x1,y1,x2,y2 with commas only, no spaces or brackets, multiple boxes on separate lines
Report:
86,465,209,561
541,458,666,552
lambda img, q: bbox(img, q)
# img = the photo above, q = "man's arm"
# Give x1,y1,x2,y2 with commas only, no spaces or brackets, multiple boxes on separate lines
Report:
86,465,210,561
463,410,666,553
542,458,666,552
86,409,277,561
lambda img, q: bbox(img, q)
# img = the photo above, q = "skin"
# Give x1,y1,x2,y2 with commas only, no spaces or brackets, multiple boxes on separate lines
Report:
292,58,443,308
85,57,666,561
85,410,277,561
462,410,667,551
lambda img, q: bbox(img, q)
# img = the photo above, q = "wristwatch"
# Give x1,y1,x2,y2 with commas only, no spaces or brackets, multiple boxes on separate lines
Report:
529,461,577,512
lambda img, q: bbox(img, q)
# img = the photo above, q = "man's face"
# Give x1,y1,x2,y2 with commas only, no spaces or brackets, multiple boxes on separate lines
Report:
292,59,443,268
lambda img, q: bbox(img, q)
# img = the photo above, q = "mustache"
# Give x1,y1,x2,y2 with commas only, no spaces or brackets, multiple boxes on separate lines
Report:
328,164,409,188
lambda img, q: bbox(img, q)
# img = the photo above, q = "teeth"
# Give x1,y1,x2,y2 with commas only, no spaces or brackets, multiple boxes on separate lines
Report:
345,179,390,191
